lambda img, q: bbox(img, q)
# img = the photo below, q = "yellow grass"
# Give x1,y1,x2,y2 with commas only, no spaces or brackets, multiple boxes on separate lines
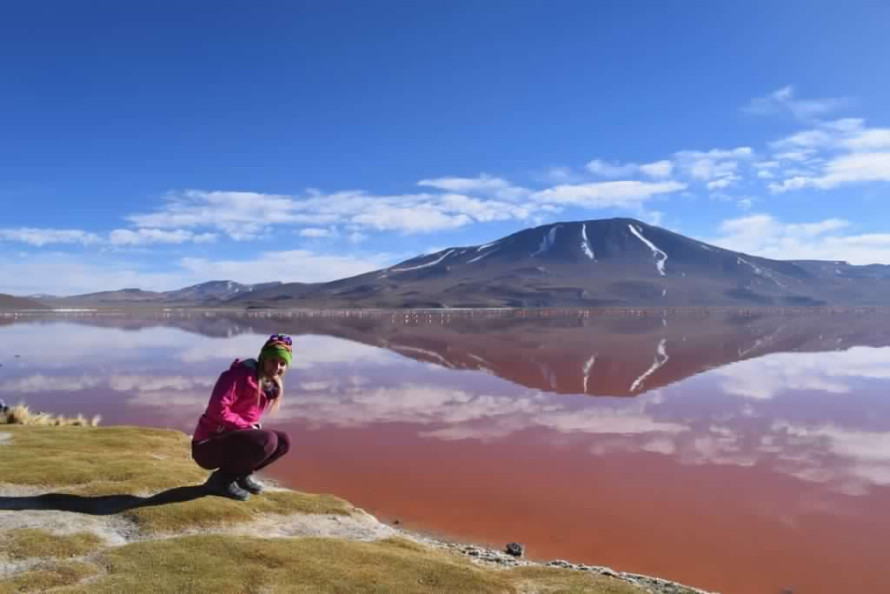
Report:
1,403,101,427
0,560,99,594
0,529,103,560
0,426,352,532
60,535,644,594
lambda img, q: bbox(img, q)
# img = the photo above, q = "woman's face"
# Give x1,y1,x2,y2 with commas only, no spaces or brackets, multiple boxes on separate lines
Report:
262,356,288,378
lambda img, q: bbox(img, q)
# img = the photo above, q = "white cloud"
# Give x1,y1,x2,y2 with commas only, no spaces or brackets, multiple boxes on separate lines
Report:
273,378,686,443
673,147,753,183
812,151,890,187
532,181,686,208
710,213,890,264
773,422,890,492
178,333,395,367
126,190,336,240
843,128,890,151
298,227,337,238
0,227,215,248
770,152,890,192
585,159,674,180
744,86,850,121
125,187,538,238
540,166,582,184
766,118,890,192
0,374,104,393
437,193,534,222
179,249,394,284
109,228,217,246
639,160,674,178
716,347,890,400
109,374,215,391
0,324,213,367
350,202,473,233
0,245,396,295
0,228,102,247
417,174,515,195
585,159,639,178
0,252,200,295
773,150,815,163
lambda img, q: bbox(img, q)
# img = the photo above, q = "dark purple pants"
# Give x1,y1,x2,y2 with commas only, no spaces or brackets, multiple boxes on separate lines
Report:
192,429,291,476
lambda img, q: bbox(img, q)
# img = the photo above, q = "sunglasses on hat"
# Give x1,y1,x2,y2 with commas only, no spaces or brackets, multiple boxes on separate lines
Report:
269,333,293,346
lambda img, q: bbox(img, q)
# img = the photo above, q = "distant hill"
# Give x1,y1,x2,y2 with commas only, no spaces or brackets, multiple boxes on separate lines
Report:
27,218,890,308
232,218,890,308
0,293,49,310
38,281,282,308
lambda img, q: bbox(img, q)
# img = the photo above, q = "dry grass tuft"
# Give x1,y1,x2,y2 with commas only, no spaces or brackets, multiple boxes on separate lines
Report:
0,426,352,532
0,529,104,560
56,535,645,594
0,560,99,594
0,403,101,427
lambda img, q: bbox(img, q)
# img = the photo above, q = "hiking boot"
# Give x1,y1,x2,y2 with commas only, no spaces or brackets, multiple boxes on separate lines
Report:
237,474,264,495
204,470,251,501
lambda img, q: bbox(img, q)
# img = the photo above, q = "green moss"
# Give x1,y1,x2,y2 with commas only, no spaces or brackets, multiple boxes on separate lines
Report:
0,529,103,560
0,426,206,492
126,489,351,533
61,535,644,594
508,566,650,593
0,426,352,533
0,560,99,593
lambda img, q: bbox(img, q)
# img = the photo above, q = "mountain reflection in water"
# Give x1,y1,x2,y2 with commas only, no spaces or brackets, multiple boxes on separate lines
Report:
1,308,889,594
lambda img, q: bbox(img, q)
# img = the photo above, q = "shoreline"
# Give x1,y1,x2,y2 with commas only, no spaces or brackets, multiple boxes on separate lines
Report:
0,424,715,593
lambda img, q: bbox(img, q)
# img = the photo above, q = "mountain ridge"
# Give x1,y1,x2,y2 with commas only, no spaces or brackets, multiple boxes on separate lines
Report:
232,217,890,308
21,218,890,308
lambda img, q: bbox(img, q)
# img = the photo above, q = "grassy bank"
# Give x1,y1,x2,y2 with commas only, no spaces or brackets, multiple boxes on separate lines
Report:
0,425,702,593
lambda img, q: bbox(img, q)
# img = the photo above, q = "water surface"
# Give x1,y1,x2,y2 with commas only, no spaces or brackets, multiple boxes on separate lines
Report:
2,309,889,594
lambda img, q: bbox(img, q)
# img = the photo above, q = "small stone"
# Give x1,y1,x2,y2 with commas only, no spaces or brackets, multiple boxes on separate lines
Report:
505,542,524,557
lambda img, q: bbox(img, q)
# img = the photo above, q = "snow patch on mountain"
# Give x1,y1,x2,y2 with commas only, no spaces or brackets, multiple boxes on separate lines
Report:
391,250,455,273
580,224,596,261
531,226,560,257
628,224,667,276
737,256,787,289
468,248,498,264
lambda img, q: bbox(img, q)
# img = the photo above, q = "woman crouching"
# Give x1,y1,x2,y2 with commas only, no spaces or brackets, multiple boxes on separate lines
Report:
192,334,293,501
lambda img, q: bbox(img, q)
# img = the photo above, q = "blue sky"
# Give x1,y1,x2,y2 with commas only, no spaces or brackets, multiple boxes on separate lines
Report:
2,1,889,295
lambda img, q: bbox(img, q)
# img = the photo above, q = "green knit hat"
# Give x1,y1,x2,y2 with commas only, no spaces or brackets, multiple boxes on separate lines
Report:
259,334,293,366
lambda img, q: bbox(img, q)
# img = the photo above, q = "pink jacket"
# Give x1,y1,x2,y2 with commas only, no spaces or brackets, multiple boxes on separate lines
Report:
193,359,270,443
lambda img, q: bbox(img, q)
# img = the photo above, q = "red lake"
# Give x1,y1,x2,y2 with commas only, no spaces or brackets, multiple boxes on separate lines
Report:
2,309,889,593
